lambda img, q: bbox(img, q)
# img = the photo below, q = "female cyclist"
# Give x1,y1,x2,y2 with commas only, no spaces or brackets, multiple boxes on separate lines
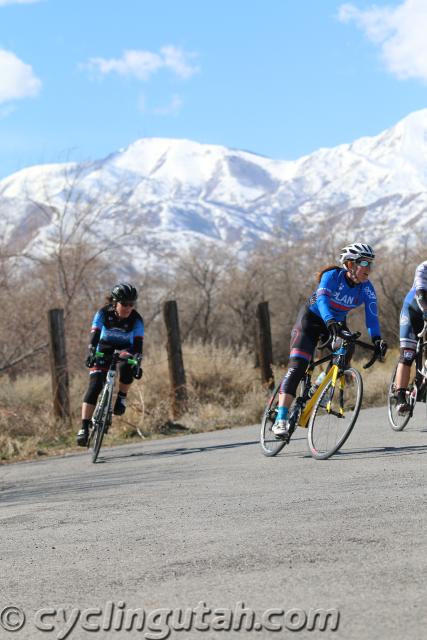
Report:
273,242,388,437
394,260,427,414
76,283,144,446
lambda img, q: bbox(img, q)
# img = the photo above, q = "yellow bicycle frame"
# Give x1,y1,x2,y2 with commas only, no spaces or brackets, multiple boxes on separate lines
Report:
298,364,342,428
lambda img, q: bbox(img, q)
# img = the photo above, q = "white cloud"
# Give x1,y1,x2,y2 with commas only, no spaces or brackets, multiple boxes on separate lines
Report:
153,94,183,116
88,50,162,81
160,45,199,79
0,0,41,5
85,45,199,81
338,1,427,83
0,49,41,103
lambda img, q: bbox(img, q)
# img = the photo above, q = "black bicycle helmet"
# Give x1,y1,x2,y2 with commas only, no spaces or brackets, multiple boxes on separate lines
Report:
111,282,138,303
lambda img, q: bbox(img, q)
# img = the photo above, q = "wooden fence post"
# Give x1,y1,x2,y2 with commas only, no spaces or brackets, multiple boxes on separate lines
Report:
163,300,188,419
256,301,275,390
48,308,70,419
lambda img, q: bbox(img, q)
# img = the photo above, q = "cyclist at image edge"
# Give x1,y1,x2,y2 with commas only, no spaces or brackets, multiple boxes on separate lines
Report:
394,260,427,414
272,243,388,437
76,283,144,447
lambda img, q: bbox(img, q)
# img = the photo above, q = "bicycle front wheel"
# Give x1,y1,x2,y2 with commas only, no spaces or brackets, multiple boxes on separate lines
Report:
387,361,412,431
308,367,363,460
259,383,288,457
90,386,111,463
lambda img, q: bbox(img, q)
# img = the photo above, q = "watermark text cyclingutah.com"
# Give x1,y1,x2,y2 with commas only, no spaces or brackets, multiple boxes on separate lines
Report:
1,601,340,638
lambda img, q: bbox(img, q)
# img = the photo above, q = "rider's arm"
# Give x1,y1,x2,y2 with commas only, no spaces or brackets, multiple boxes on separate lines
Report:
88,309,105,350
415,289,427,315
362,282,381,339
84,310,104,367
412,261,427,318
131,316,145,356
315,270,337,324
88,328,101,349
362,284,388,355
132,336,143,356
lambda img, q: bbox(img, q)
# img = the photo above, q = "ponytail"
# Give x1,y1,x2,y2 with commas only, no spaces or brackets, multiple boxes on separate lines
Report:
315,265,341,283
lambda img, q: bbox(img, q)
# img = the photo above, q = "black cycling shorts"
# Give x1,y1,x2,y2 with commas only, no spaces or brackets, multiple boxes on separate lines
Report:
83,361,134,405
289,306,329,363
280,305,357,397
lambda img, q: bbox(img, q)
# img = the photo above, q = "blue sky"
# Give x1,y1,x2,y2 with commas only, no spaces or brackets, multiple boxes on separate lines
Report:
0,0,426,178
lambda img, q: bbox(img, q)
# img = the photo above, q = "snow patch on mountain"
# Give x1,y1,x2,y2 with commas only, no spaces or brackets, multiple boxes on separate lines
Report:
1,109,427,272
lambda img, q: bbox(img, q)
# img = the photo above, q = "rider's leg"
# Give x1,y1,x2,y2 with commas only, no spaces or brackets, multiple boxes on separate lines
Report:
82,402,96,420
277,359,308,409
118,382,131,395
113,364,134,416
396,299,419,413
395,353,415,414
273,307,323,436
77,372,105,445
395,360,412,390
273,360,308,436
278,393,297,410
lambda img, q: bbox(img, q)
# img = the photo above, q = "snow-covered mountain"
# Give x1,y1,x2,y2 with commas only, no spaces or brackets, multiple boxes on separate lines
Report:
1,109,426,272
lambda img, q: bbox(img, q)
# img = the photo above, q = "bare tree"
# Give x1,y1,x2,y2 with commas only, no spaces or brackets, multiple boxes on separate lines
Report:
170,245,234,344
0,163,143,373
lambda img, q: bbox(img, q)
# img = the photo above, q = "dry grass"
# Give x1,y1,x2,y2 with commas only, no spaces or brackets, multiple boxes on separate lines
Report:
354,348,397,408
0,344,397,463
0,375,86,461
127,343,269,434
0,344,268,462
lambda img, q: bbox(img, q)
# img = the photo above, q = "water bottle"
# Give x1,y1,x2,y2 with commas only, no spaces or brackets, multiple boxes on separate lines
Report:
308,371,326,397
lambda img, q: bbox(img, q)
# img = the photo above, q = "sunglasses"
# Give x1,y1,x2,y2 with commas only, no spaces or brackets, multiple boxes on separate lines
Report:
119,301,135,308
355,259,373,268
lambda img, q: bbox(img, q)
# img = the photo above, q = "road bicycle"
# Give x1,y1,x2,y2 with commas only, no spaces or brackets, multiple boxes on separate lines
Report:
87,349,141,463
260,330,379,460
387,323,427,431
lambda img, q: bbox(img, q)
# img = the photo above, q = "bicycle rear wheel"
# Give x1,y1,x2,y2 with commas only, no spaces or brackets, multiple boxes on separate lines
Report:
307,367,363,460
259,383,288,457
89,385,111,463
387,361,413,431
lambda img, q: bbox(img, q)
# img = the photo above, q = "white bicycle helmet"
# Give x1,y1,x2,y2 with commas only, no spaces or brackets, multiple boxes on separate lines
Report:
339,243,375,265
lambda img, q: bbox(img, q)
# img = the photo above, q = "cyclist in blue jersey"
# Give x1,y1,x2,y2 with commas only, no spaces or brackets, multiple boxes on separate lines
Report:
272,242,388,437
76,283,144,446
394,260,427,414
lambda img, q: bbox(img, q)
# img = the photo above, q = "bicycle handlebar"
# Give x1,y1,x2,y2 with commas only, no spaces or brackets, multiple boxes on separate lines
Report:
318,334,332,349
317,330,379,369
356,342,378,369
318,329,361,350
95,350,140,366
341,334,379,369
417,322,427,339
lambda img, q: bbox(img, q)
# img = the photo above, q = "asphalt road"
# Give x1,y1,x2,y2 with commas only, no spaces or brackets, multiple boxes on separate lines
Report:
1,405,426,640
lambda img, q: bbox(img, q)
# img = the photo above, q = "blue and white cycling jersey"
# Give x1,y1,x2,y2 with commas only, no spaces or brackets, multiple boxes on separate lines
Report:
399,289,420,348
308,268,381,338
91,306,144,351
399,261,427,347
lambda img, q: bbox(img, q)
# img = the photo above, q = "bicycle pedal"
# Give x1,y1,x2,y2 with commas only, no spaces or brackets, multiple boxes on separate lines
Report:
275,433,290,443
278,425,296,442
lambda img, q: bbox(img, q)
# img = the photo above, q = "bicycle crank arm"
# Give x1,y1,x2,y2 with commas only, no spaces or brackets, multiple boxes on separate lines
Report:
327,410,345,419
